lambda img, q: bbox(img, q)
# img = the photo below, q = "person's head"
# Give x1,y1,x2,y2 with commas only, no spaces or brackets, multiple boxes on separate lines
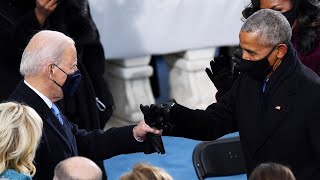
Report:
242,0,320,55
20,30,80,102
0,102,43,176
243,0,298,25
249,163,295,180
119,163,173,180
53,156,102,180
238,9,291,80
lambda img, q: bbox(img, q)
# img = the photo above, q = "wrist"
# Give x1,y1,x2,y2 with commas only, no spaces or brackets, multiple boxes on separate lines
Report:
34,8,47,27
133,126,144,142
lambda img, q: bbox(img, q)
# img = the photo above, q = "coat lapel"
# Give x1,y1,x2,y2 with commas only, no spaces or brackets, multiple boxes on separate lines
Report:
253,81,296,155
10,81,74,154
45,113,74,154
242,43,300,156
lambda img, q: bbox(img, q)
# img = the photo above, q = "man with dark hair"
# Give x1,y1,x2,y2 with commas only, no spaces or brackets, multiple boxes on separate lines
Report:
141,9,320,179
249,163,295,180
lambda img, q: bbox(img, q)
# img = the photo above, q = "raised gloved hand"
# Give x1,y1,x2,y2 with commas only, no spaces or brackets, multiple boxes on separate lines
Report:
205,52,241,100
140,99,176,154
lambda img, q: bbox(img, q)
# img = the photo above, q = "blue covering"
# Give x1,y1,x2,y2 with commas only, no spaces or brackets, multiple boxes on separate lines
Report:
0,169,32,180
104,133,247,180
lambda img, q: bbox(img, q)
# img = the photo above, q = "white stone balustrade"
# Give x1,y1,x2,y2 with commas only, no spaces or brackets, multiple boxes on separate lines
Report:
87,0,248,128
104,57,155,129
165,48,217,110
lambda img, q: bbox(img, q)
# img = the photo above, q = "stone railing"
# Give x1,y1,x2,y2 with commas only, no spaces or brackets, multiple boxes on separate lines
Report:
87,0,248,128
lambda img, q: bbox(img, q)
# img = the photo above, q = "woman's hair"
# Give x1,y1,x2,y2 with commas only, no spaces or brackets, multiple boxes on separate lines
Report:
249,163,295,180
119,163,173,180
242,0,320,55
0,102,43,176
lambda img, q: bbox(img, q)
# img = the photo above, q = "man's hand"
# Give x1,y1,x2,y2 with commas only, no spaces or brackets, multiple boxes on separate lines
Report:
206,55,231,84
133,120,162,141
205,51,242,100
205,56,234,99
139,100,176,154
35,0,59,27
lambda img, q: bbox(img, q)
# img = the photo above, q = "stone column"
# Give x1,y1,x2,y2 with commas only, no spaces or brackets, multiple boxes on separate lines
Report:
165,48,217,109
104,56,155,129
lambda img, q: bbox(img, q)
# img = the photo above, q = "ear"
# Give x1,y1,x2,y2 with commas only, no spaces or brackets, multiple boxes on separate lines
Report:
47,64,54,79
276,44,288,59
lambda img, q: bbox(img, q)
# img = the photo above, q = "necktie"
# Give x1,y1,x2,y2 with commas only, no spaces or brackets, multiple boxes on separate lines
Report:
262,78,269,93
51,103,64,125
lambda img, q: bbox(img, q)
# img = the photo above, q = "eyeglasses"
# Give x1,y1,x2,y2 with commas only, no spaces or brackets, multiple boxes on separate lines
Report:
53,63,78,75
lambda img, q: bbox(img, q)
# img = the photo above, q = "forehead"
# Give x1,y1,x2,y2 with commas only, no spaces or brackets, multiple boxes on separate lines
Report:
60,44,77,65
260,0,292,9
239,31,265,49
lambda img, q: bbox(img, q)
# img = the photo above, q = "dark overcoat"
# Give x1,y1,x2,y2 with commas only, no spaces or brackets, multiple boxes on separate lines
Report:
9,81,145,180
168,44,320,179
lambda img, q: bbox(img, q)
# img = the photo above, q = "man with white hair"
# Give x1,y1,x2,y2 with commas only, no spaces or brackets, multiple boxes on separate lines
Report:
9,30,162,180
141,9,320,179
53,156,102,180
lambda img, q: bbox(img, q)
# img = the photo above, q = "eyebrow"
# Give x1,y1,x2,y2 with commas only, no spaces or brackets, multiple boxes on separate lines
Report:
239,45,256,54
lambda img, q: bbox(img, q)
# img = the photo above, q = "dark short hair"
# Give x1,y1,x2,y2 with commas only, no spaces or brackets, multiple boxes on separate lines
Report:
241,9,292,47
249,163,295,180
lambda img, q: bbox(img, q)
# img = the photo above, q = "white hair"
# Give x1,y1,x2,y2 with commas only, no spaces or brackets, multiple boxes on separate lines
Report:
241,9,292,47
20,30,75,76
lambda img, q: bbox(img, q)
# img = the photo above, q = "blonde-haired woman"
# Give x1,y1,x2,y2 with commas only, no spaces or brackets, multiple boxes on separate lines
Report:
0,102,43,179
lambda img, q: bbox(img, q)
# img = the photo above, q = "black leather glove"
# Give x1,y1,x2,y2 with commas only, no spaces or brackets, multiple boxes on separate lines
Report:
140,99,176,154
205,55,234,100
206,52,241,100
205,55,231,83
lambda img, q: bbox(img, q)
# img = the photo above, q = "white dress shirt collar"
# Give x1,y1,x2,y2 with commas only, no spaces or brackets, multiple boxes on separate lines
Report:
24,80,53,109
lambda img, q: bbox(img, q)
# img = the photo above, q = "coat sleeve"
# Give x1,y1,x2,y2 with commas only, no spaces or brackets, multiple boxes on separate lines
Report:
165,77,241,141
72,124,146,160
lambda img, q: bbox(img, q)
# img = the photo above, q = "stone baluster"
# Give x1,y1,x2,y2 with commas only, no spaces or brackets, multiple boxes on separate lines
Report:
104,56,155,129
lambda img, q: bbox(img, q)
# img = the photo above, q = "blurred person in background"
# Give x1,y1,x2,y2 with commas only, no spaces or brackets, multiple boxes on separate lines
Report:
249,163,295,180
120,163,173,180
0,102,43,180
53,156,102,180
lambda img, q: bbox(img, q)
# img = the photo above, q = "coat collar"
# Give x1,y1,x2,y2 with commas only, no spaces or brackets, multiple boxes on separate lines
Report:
10,81,75,154
264,42,299,97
